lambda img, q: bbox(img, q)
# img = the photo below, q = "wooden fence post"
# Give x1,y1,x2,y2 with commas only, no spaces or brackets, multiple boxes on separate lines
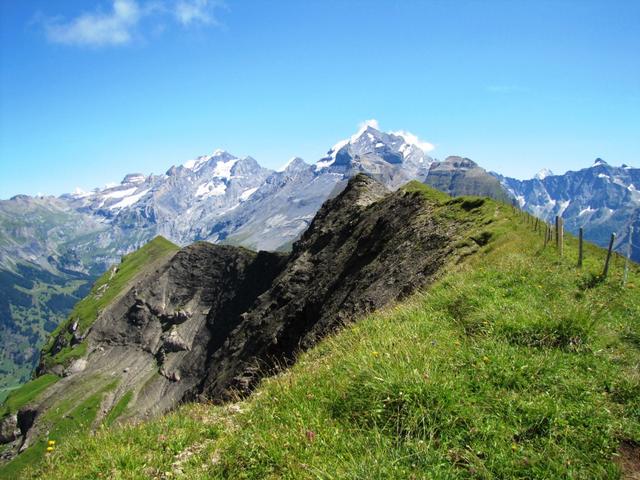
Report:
544,226,549,248
558,217,564,257
555,216,559,250
577,227,584,268
602,232,616,278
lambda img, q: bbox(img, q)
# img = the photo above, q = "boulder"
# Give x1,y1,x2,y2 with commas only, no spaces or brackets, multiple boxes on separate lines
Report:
0,413,20,444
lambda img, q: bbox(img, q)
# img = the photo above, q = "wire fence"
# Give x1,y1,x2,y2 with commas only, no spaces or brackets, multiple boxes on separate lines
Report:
510,205,637,285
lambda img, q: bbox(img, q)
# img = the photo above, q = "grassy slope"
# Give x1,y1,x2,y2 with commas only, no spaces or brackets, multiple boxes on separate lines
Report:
0,380,118,479
17,195,640,479
0,374,59,418
39,236,179,369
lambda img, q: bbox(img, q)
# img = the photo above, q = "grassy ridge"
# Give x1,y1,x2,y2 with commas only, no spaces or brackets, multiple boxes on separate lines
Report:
16,198,640,479
39,236,179,369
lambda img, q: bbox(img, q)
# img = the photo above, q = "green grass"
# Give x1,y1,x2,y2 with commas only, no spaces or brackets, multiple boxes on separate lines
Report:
0,374,59,418
40,236,179,369
402,179,452,203
104,391,133,427
15,204,640,479
45,342,88,370
0,387,18,405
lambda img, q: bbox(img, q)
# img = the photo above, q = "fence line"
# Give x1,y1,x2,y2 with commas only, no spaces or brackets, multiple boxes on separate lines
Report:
511,204,636,283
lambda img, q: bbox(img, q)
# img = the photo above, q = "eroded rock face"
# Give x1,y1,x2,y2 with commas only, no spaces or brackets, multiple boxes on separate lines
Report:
9,174,487,453
81,242,288,416
64,358,87,376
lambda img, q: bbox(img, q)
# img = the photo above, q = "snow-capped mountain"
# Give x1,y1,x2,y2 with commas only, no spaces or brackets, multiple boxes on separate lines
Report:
224,125,436,249
35,126,434,256
534,168,554,180
497,158,640,261
1,124,639,398
316,124,434,188
61,150,272,245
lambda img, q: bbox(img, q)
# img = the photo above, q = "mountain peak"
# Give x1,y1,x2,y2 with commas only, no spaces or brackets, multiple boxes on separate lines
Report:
535,168,554,180
121,173,146,185
277,157,308,172
350,123,434,154
316,121,434,172
182,150,236,172
324,122,382,159
593,158,608,166
441,156,478,169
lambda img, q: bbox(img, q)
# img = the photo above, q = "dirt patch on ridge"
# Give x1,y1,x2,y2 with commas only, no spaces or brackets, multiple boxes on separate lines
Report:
616,440,640,480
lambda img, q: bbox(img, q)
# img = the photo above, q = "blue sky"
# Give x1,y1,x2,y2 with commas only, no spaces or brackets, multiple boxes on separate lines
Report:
1,0,639,198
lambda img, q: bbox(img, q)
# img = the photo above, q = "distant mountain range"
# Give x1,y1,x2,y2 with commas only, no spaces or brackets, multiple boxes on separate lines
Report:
0,124,638,398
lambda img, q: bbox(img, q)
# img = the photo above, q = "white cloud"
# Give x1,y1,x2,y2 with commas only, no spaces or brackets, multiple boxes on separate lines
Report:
349,119,380,141
42,0,225,47
45,0,142,46
175,0,222,26
391,130,435,152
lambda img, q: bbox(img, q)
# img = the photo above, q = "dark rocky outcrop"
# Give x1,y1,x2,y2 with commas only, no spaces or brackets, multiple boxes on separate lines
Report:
200,174,467,399
2,174,493,458
79,242,288,417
